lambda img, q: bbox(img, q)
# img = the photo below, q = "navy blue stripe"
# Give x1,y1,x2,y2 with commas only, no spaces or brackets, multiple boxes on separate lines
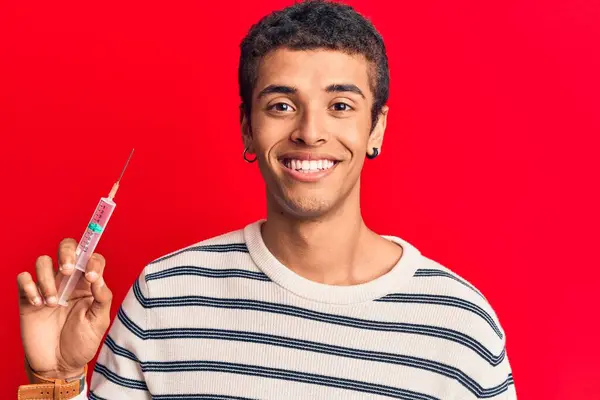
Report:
153,395,256,400
88,391,107,400
113,311,510,398
141,360,438,400
104,335,139,362
146,266,270,282
376,293,503,339
132,280,504,366
413,269,484,297
94,362,148,391
150,244,249,265
118,306,146,338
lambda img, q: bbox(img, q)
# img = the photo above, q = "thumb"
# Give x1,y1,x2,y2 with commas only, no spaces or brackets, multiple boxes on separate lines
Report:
86,276,113,327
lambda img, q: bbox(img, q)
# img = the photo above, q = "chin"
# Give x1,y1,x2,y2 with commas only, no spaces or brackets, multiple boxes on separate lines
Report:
263,170,357,219
274,192,335,219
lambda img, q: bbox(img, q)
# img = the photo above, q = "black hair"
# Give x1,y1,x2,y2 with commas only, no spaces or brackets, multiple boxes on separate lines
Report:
238,0,389,131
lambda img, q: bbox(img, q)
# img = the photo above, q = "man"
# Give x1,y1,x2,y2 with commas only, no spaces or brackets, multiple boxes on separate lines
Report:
17,1,516,399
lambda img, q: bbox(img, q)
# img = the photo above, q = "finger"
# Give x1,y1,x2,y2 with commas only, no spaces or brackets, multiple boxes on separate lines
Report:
35,255,59,306
84,253,106,284
87,276,113,331
17,272,43,307
57,238,78,276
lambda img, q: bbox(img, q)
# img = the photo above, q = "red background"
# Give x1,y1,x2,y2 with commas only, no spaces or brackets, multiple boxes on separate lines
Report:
2,0,599,398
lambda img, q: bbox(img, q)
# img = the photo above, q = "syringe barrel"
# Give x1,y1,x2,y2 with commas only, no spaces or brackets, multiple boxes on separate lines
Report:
57,197,116,306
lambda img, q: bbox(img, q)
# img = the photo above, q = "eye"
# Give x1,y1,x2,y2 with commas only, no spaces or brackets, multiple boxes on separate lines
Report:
331,102,353,112
268,103,295,112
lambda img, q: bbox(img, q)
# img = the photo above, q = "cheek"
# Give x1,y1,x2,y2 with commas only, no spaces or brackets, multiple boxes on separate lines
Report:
250,115,292,152
334,119,370,152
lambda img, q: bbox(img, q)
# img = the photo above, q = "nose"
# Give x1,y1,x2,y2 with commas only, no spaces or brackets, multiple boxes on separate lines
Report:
290,108,329,146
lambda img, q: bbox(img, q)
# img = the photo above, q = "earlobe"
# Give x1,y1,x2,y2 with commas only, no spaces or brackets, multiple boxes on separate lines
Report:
366,147,379,159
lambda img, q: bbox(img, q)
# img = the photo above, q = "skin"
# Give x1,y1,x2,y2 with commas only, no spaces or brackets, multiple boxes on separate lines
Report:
242,48,403,285
17,47,403,381
17,239,111,379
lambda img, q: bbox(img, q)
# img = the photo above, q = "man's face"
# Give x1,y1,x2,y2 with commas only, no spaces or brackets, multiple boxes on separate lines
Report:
242,48,387,218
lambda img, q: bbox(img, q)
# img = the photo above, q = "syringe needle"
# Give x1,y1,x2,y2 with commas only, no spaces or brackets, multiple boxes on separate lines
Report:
108,148,135,200
118,148,135,182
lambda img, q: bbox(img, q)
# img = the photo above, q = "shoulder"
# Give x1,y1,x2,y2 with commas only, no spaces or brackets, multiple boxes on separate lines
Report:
410,256,515,394
413,255,487,300
385,244,516,398
127,221,271,306
409,254,508,344
146,226,249,268
135,223,261,293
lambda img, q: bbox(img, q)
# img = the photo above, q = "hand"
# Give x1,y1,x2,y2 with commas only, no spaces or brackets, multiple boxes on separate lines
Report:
17,238,113,380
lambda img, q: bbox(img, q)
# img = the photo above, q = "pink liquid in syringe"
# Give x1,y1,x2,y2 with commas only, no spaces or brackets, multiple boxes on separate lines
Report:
74,197,117,271
57,196,116,306
57,148,133,306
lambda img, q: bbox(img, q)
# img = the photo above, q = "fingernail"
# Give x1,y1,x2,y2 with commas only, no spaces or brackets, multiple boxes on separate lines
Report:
46,296,57,305
31,297,41,306
61,263,74,271
86,272,98,282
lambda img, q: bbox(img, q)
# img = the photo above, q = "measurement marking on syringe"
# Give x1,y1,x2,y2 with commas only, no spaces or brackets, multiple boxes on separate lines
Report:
56,148,134,306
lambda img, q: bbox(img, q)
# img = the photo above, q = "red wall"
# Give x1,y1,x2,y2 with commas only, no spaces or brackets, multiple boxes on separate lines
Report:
3,0,599,398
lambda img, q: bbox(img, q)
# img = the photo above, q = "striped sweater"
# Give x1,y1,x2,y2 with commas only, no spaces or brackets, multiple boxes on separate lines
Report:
82,220,516,399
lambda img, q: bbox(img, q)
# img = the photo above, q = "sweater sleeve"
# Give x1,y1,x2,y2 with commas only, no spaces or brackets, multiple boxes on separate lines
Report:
467,295,517,399
484,313,517,399
496,351,517,399
86,272,151,399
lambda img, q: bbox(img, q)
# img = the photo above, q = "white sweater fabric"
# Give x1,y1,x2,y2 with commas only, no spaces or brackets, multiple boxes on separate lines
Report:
78,220,516,399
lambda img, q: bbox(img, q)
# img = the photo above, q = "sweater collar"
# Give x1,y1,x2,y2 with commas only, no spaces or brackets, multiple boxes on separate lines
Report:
244,220,422,305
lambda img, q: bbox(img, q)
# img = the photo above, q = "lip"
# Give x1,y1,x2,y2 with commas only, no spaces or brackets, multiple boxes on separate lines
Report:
278,151,340,162
279,158,339,183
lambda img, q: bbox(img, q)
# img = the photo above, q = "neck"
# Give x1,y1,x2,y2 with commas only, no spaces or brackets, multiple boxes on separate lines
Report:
261,187,400,286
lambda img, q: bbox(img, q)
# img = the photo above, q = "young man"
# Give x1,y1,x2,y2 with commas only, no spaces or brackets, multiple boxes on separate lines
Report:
17,1,516,399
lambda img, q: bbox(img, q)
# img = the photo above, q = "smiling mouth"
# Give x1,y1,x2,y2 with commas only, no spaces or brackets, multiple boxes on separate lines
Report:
280,158,339,173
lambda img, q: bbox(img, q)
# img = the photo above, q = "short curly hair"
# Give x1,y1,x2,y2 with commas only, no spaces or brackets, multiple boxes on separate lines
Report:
238,0,390,131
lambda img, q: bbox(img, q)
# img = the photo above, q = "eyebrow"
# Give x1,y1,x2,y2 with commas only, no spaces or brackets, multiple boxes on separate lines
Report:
257,85,297,99
325,84,365,99
256,83,366,99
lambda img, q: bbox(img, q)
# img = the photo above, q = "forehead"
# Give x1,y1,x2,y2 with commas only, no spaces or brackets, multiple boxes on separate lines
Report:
255,48,373,99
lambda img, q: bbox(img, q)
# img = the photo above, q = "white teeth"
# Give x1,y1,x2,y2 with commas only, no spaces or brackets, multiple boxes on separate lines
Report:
283,158,336,172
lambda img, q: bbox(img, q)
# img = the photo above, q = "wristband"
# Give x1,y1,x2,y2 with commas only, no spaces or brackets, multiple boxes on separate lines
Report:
17,360,87,400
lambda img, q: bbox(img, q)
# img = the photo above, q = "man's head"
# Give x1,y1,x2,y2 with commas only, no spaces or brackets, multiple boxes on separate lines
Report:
238,0,390,219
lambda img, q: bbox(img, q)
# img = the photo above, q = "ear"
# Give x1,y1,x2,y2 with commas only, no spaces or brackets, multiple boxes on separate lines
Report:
240,108,255,153
367,105,389,155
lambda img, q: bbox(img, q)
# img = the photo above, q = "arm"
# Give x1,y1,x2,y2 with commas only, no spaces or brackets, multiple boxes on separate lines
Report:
483,318,517,399
497,351,517,399
17,235,151,399
17,239,112,400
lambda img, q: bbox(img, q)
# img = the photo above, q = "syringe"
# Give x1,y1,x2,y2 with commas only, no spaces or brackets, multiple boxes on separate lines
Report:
57,149,134,306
